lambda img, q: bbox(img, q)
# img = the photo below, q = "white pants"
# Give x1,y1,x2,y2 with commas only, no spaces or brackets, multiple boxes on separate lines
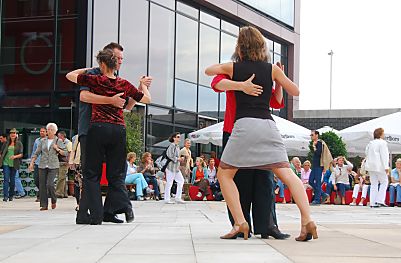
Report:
352,184,369,199
369,171,388,205
165,169,184,202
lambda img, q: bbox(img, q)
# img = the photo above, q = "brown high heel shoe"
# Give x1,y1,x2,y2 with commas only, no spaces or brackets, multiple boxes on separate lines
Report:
220,222,250,240
295,221,318,242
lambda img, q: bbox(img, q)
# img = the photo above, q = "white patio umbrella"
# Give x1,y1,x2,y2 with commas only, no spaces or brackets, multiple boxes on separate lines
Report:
317,126,339,134
189,115,311,156
339,111,401,155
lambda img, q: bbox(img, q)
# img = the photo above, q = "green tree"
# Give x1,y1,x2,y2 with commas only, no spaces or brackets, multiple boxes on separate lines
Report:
124,112,144,158
307,131,347,162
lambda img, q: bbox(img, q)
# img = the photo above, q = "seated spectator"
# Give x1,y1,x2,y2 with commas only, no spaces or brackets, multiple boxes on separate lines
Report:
125,152,154,201
138,152,160,201
191,157,210,198
207,159,222,200
274,175,286,204
333,156,353,205
322,158,337,203
389,158,401,207
290,157,302,179
301,160,313,189
350,166,370,206
210,151,220,168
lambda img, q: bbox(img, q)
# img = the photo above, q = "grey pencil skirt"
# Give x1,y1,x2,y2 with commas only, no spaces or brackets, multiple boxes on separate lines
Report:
220,118,290,170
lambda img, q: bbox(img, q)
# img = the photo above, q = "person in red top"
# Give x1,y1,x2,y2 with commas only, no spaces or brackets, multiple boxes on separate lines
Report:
66,49,151,225
211,63,289,239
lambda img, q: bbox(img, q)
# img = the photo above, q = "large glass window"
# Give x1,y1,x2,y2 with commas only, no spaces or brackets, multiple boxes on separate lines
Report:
92,0,119,65
149,3,175,107
238,0,295,27
174,80,197,112
199,24,219,87
175,14,198,83
119,0,148,84
198,86,218,117
221,32,237,63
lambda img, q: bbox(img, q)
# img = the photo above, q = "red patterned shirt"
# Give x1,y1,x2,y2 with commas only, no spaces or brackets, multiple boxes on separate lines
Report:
77,74,144,126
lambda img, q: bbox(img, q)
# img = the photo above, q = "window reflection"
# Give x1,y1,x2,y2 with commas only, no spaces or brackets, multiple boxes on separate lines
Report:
146,121,174,147
149,3,175,107
238,0,294,27
200,11,220,28
148,106,173,123
175,79,197,112
199,24,219,86
92,0,119,65
176,2,198,19
221,33,237,63
119,0,148,84
199,86,218,117
176,14,198,82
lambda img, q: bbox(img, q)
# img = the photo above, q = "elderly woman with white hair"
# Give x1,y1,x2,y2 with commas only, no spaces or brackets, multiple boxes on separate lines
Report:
29,123,67,211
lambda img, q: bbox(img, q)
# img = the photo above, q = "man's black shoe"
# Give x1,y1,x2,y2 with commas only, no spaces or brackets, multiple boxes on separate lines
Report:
261,226,291,239
76,213,91,225
125,208,134,223
103,214,124,224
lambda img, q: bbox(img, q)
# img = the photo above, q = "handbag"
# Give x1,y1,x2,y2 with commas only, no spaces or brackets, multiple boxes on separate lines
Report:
56,138,69,163
155,149,171,173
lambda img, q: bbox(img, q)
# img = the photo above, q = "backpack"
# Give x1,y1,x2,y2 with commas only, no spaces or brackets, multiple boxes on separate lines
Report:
155,148,172,172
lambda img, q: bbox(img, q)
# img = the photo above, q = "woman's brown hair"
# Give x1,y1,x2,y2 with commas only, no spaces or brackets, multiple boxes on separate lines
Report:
141,152,152,165
373,128,384,139
231,26,268,62
96,49,117,70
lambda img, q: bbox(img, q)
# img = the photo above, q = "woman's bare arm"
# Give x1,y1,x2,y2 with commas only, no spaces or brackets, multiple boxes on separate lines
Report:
272,64,299,96
205,62,234,78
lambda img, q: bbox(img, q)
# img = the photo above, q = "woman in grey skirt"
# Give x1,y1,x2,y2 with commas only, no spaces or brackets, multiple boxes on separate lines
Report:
205,26,317,241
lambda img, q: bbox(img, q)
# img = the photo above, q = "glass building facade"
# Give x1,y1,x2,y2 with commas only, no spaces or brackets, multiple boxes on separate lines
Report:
0,0,299,157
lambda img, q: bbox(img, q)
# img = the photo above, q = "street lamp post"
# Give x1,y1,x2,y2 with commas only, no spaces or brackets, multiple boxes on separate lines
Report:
328,50,334,110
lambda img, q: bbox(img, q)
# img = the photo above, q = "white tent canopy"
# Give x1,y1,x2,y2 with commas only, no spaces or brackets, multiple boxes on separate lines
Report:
317,126,339,134
339,111,401,154
189,115,311,156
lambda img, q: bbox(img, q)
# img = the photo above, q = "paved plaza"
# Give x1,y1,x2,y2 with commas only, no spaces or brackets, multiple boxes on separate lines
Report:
1,198,401,263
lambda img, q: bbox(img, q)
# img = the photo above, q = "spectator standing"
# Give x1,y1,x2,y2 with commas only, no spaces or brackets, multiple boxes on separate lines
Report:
0,128,23,202
31,127,47,202
55,131,72,198
29,123,67,210
179,139,193,183
310,130,332,205
69,135,82,210
365,128,389,208
389,158,401,207
0,134,7,150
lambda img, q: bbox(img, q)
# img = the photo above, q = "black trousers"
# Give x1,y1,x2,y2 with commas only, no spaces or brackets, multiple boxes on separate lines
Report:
223,131,277,234
78,123,131,222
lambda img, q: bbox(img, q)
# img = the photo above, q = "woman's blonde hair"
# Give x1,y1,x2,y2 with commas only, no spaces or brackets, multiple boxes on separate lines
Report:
141,152,152,164
303,160,311,167
196,157,206,168
231,26,268,62
126,152,136,161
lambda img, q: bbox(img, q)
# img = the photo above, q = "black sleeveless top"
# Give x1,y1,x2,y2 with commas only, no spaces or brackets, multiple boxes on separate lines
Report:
232,61,273,121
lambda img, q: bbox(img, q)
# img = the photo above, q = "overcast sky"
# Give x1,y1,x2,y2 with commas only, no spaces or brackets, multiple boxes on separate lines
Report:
299,0,401,110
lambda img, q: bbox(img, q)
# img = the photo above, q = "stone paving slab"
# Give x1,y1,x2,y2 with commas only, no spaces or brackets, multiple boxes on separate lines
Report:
1,198,401,263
